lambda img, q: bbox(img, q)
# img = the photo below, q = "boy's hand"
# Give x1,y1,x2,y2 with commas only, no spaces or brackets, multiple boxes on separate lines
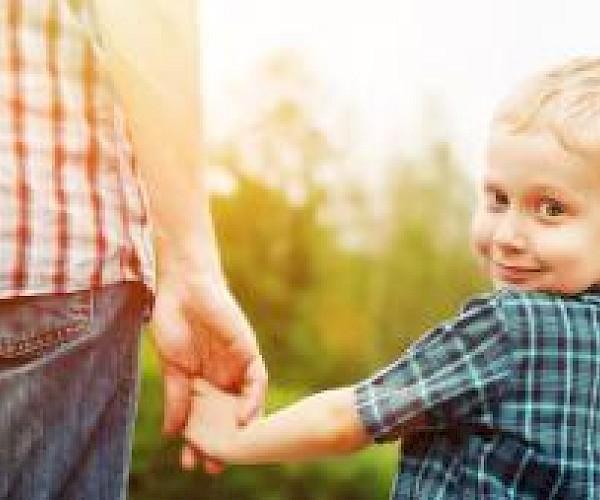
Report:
183,379,244,461
152,273,267,472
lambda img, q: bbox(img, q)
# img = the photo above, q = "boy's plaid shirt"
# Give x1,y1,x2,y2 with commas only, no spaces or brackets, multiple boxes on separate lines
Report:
0,0,154,298
356,287,600,499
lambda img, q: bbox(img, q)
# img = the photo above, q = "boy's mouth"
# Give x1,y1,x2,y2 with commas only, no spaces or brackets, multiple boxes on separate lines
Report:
490,261,542,283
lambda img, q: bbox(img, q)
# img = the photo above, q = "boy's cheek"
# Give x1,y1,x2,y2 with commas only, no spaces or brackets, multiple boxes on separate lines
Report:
469,213,489,259
469,216,495,282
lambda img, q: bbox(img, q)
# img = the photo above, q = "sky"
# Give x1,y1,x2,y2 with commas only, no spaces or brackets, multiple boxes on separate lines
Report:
202,0,600,183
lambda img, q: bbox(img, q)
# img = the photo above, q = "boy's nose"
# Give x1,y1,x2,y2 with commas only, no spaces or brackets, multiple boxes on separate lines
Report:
492,210,527,251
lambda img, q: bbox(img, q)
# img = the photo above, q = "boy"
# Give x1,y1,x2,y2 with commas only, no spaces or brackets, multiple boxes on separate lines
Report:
184,58,600,498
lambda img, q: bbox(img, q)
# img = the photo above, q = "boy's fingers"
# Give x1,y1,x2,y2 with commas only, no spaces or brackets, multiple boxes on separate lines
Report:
181,443,226,474
181,444,198,470
191,378,210,395
203,457,226,475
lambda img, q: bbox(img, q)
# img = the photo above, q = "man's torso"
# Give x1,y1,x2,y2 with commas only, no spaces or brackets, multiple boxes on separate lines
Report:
0,0,154,298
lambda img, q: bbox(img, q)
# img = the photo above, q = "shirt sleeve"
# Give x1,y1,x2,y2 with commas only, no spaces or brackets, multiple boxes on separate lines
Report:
354,295,517,443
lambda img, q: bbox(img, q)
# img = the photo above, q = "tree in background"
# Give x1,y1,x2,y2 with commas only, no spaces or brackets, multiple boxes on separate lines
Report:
208,51,369,386
369,136,489,365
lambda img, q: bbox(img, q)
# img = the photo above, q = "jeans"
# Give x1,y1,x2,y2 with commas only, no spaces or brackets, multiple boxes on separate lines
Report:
0,282,148,500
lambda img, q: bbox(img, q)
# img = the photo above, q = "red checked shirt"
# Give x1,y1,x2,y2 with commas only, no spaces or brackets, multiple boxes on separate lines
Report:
0,0,154,299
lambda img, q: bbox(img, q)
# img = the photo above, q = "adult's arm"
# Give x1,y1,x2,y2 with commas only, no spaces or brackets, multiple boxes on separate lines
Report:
91,0,267,470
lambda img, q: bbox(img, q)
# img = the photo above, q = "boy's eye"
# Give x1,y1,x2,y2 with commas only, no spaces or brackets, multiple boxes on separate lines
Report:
485,189,509,211
537,198,566,218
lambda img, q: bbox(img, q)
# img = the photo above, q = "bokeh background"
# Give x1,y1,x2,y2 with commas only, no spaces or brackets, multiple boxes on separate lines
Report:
129,1,599,498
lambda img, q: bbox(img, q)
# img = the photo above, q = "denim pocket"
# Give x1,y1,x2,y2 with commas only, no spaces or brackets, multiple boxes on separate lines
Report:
0,291,92,370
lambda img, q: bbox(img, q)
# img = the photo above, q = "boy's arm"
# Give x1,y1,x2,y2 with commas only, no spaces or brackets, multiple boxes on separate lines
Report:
185,381,373,464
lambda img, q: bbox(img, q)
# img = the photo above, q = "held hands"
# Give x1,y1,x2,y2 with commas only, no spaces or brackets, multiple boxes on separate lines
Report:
184,379,244,462
151,270,267,472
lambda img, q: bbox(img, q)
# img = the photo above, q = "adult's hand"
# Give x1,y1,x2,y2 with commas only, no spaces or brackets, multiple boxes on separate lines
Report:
151,270,267,472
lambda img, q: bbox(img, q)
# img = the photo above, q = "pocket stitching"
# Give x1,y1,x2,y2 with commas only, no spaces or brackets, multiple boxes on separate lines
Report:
0,319,88,361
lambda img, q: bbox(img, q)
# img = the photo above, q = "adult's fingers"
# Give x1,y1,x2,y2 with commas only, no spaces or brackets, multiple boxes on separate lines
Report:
162,367,191,435
237,356,268,425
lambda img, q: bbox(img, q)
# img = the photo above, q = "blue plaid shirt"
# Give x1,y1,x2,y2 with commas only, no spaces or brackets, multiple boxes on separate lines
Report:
355,287,600,499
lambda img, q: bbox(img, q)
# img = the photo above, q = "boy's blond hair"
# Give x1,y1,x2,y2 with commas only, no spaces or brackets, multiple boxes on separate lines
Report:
492,57,600,160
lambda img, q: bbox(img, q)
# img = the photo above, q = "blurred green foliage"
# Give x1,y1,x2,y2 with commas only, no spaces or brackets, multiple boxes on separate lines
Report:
129,53,490,499
130,337,397,500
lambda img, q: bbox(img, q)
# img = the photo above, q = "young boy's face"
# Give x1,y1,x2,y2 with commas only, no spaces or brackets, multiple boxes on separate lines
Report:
471,128,600,294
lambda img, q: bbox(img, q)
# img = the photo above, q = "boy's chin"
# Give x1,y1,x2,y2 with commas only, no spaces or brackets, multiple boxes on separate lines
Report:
492,279,539,292
492,278,582,295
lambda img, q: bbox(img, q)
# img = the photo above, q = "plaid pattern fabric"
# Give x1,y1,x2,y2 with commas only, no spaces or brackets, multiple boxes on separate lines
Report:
356,288,600,499
0,0,154,299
